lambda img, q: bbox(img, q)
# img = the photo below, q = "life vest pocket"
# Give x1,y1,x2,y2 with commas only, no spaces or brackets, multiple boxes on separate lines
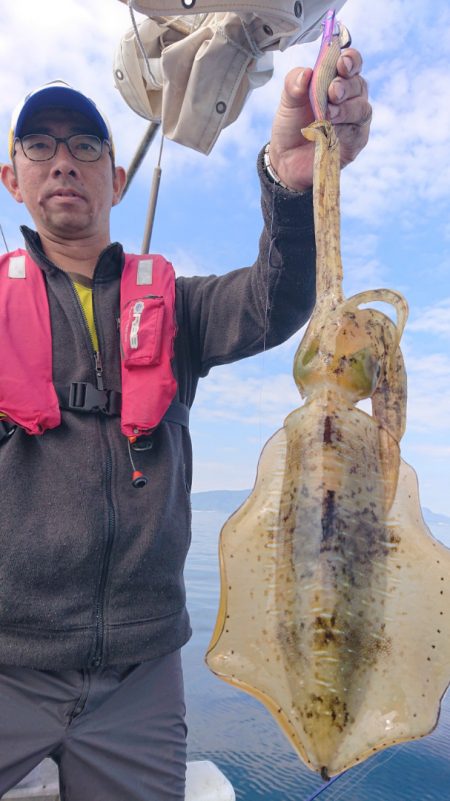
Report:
121,296,165,368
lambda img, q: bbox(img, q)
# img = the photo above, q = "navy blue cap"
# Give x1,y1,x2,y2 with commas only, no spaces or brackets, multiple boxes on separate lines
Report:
9,80,112,157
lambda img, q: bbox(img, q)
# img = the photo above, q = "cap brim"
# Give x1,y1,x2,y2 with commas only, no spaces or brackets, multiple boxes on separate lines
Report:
14,85,110,141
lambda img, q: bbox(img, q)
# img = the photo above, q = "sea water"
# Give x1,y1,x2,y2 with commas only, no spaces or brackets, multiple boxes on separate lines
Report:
184,510,450,801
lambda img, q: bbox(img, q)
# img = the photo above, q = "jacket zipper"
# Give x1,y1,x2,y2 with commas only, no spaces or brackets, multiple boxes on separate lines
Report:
91,289,117,669
91,423,115,668
66,276,117,668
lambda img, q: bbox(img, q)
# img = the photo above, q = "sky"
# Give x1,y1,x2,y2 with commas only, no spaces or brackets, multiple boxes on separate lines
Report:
1,0,449,515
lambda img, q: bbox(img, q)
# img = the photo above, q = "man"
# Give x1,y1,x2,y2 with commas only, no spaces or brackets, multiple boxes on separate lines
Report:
0,50,370,801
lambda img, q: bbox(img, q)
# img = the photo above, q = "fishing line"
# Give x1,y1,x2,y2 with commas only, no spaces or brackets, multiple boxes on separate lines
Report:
305,741,407,801
301,744,397,801
257,170,277,448
329,743,407,801
302,771,347,801
0,222,9,252
262,175,277,355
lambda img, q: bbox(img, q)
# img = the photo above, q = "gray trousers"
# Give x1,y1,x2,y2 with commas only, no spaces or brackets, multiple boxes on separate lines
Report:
0,651,187,801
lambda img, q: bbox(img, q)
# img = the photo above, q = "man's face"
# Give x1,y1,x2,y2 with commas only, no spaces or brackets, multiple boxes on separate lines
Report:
2,107,125,242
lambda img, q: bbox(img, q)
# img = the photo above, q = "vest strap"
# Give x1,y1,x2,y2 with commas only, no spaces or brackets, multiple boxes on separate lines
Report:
56,382,189,428
162,400,190,428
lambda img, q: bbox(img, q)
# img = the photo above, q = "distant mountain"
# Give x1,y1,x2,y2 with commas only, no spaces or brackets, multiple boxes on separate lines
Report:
191,490,450,524
422,508,450,526
191,489,250,512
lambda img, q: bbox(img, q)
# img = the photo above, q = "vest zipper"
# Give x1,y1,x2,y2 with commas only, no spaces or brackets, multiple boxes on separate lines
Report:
67,280,103,388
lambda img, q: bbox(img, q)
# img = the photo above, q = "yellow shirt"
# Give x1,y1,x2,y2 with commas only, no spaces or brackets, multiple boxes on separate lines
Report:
72,277,99,353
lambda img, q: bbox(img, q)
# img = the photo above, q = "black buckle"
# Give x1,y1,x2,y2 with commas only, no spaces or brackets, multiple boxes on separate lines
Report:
68,382,109,414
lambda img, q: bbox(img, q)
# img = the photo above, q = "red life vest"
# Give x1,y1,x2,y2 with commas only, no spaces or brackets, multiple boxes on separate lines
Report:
0,249,177,439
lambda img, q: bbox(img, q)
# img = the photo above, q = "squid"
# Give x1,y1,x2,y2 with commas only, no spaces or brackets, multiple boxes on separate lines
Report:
206,9,450,780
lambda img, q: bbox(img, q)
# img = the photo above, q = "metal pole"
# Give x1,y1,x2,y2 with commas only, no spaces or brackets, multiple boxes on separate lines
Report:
141,134,164,254
121,121,160,198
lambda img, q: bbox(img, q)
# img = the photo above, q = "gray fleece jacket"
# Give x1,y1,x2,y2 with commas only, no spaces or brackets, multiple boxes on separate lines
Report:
0,163,316,669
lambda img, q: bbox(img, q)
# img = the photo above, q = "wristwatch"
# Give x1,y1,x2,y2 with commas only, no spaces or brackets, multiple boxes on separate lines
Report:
263,143,299,193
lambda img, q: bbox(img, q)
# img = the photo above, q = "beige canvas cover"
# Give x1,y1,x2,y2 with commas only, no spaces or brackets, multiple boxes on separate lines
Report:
114,1,347,153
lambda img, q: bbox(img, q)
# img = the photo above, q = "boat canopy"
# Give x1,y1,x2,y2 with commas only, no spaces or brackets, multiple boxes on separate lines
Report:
114,0,346,153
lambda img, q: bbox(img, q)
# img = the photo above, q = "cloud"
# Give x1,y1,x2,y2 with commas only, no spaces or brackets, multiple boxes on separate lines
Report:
168,248,212,278
412,443,450,460
409,299,450,338
193,366,302,428
404,349,450,433
190,330,450,451
0,1,152,163
343,31,450,221
339,230,387,295
343,256,386,296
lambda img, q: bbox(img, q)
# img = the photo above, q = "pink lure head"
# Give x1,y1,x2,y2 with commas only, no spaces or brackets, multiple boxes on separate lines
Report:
322,8,338,45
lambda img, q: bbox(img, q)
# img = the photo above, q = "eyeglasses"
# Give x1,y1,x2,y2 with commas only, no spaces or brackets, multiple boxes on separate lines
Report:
16,133,111,162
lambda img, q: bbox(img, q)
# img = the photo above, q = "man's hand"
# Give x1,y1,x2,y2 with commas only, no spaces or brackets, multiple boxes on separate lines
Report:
268,48,372,192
